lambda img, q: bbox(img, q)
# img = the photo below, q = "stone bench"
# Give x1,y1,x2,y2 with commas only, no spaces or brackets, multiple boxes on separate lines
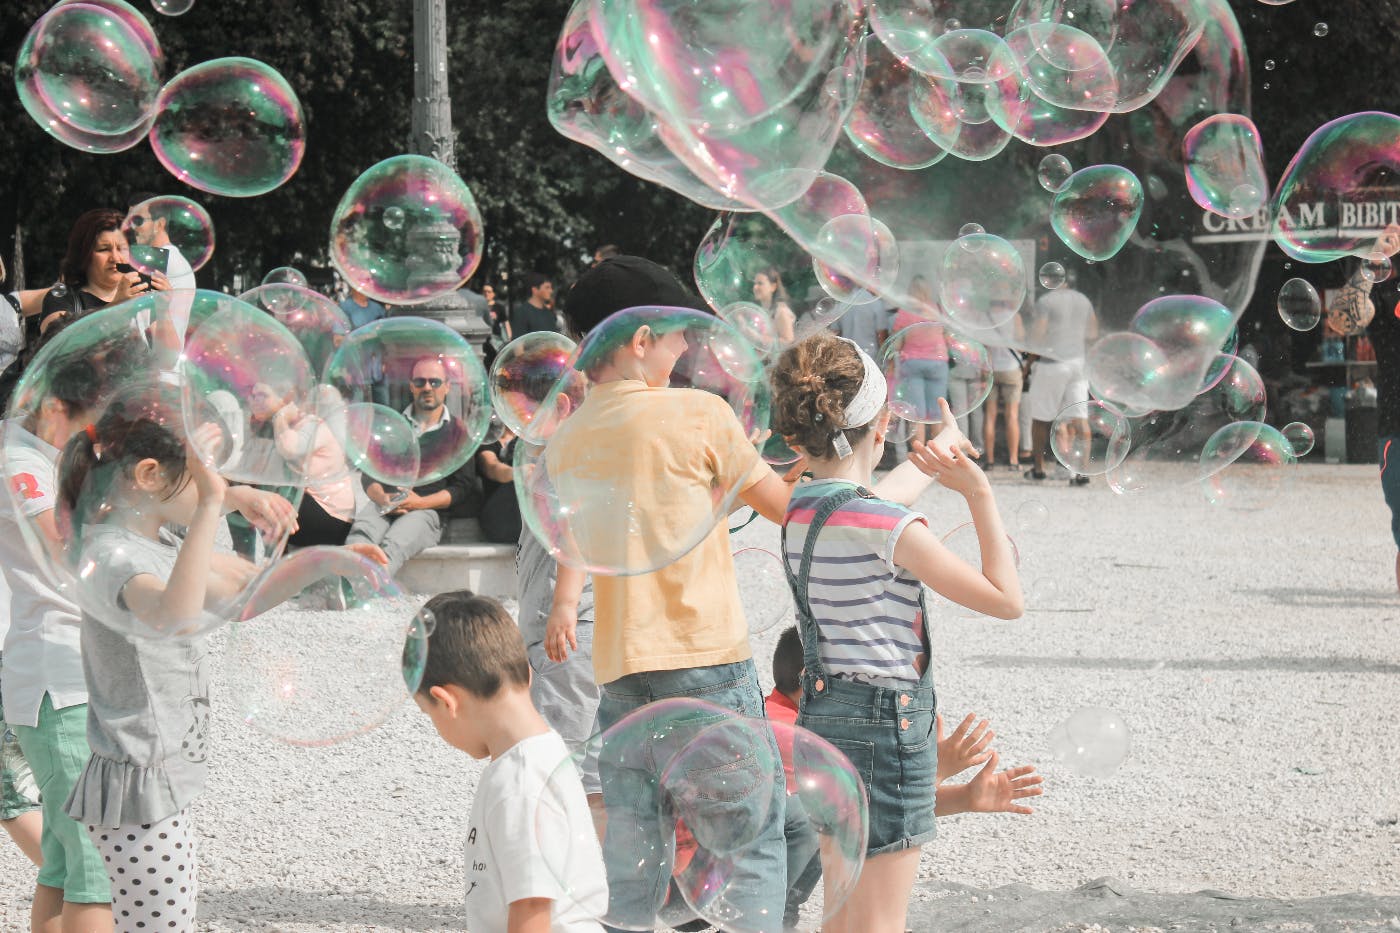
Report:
395,517,517,598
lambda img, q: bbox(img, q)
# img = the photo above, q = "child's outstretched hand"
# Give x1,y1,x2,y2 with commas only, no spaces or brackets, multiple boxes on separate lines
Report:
965,750,1043,815
916,398,988,497
936,713,994,783
229,487,299,540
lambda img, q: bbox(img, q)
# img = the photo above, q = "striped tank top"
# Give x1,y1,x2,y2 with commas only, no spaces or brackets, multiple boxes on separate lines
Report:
784,479,928,686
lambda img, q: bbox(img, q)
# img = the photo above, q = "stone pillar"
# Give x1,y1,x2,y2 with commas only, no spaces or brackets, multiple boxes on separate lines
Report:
406,0,490,351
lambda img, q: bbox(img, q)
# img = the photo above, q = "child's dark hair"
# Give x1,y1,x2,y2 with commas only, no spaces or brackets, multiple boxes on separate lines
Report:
415,590,529,700
773,626,803,695
57,384,189,525
771,332,879,458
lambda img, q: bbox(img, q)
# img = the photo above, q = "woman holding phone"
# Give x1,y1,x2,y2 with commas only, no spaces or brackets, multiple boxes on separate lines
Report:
37,209,171,337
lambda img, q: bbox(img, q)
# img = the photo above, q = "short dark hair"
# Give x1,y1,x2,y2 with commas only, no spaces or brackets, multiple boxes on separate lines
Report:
523,272,551,294
593,244,620,262
773,626,803,695
415,590,529,700
564,254,709,338
126,191,158,212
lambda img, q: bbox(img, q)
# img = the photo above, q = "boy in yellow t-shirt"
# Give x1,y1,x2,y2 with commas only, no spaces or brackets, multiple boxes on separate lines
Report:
540,256,799,932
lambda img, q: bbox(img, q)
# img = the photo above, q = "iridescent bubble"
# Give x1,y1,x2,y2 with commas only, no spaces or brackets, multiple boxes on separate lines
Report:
939,233,1027,328
1363,256,1393,284
1212,355,1267,422
1085,332,1172,414
813,215,899,302
150,57,306,198
1277,278,1321,331
1002,23,1117,112
337,402,421,495
1047,707,1130,777
843,38,950,170
731,548,791,635
1039,261,1067,289
1198,420,1296,508
1313,22,1328,37
330,155,485,306
15,2,163,146
1038,154,1074,192
517,307,767,575
152,0,194,13
1182,114,1268,219
239,283,352,375
1271,111,1400,263
718,301,778,361
1050,400,1131,476
382,206,406,231
488,332,585,438
1282,421,1315,457
1051,165,1144,261
228,548,429,746
122,195,215,274
1127,295,1238,412
262,266,308,290
324,318,491,485
1016,500,1049,533
959,222,986,238
2,297,298,639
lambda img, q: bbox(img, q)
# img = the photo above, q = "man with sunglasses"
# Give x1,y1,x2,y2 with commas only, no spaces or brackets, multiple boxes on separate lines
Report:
125,192,197,291
345,357,481,578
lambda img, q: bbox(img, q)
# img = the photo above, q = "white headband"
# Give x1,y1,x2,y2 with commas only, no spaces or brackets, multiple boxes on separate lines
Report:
830,338,887,459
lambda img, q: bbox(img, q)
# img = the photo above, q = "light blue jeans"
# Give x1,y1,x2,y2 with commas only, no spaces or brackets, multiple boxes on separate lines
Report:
596,659,788,933
894,357,949,422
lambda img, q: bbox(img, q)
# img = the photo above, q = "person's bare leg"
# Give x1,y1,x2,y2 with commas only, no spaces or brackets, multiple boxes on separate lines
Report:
2,812,43,866
1032,420,1052,473
61,901,113,933
31,884,62,933
1078,418,1093,475
822,847,922,933
1006,400,1020,466
982,394,999,465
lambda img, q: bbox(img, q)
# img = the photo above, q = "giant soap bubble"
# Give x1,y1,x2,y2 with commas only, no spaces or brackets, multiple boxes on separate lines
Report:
151,57,306,197
123,195,215,273
329,155,485,306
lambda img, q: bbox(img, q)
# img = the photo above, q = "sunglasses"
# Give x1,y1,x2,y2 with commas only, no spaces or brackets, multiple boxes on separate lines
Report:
129,215,147,227
411,377,445,389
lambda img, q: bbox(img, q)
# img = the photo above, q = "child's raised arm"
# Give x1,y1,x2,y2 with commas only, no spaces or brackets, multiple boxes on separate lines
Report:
892,401,1022,620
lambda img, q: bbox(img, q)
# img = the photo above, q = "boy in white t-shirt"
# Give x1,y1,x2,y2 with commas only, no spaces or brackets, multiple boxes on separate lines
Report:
411,590,607,933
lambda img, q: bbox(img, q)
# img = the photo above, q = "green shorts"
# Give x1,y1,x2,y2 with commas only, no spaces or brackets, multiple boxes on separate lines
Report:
13,694,111,903
0,673,40,821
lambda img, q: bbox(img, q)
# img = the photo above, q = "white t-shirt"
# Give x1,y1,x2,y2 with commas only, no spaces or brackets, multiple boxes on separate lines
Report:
164,244,197,291
465,730,607,933
1034,288,1095,363
0,421,86,727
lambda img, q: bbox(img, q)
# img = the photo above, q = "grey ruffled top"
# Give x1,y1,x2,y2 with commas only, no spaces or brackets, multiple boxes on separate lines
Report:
64,525,211,828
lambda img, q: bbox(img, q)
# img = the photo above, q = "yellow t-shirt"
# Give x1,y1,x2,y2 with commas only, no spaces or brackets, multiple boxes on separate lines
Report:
545,380,770,685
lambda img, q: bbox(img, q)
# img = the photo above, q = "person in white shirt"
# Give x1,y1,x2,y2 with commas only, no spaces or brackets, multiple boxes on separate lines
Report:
411,591,607,933
0,358,115,931
1024,273,1098,484
124,195,197,291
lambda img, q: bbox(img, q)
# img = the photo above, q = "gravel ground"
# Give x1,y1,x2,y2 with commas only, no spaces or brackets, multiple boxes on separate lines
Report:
1,463,1397,931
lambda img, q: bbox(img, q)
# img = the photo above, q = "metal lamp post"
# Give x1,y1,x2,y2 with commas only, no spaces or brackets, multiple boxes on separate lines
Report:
406,0,490,350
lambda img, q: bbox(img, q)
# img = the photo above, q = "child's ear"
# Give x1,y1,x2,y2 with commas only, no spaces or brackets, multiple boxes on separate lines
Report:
131,457,168,492
429,684,463,717
629,325,653,355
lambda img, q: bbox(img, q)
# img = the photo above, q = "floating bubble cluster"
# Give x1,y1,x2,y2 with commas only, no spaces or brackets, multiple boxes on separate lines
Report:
150,57,306,197
488,332,585,437
329,155,485,306
1183,114,1267,219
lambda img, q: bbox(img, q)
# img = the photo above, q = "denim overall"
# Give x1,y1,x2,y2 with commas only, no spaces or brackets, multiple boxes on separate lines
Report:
782,484,939,855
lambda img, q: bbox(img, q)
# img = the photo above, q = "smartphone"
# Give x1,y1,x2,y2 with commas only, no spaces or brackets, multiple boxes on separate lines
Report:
128,245,170,274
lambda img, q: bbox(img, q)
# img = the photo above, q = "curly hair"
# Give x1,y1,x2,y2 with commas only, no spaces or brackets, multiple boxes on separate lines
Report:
771,333,881,458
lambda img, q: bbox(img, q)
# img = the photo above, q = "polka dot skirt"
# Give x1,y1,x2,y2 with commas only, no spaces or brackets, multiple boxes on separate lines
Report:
88,809,197,932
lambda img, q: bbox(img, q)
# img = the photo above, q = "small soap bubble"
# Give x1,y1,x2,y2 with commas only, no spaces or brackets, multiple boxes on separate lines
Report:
1313,22,1328,37
1015,500,1049,533
1039,261,1067,290
958,222,986,240
1276,278,1321,331
1048,707,1131,778
1037,154,1074,193
1362,257,1393,284
1282,421,1315,457
1263,59,1275,71
488,332,584,437
262,266,309,290
152,0,195,14
382,206,406,230
732,548,792,634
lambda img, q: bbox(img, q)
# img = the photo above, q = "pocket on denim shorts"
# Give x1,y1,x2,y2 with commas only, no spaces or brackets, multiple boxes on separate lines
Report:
823,737,874,788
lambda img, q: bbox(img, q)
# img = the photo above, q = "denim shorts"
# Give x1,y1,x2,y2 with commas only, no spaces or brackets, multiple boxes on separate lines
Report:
797,670,937,857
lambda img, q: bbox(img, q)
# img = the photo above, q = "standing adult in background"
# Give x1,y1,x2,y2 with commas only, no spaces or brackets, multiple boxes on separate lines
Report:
339,286,388,332
754,265,796,347
1024,271,1097,485
833,290,890,359
124,193,197,290
511,273,558,337
982,341,1024,471
890,275,949,451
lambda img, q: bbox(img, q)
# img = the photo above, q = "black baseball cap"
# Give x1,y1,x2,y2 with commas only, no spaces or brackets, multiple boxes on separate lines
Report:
564,255,710,336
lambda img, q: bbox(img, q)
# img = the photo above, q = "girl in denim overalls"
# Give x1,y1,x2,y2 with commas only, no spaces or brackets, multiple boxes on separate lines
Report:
772,334,1023,933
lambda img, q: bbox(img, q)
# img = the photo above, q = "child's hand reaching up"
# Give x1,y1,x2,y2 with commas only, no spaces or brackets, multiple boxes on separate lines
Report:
187,424,229,505
965,751,1043,815
917,398,989,498
936,713,994,783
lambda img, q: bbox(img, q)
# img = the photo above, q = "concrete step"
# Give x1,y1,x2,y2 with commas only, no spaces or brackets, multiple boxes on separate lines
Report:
396,517,517,598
